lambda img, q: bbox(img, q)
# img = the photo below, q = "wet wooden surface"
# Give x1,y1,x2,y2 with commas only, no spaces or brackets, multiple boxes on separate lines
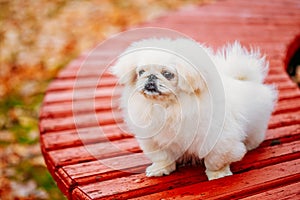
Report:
39,0,300,199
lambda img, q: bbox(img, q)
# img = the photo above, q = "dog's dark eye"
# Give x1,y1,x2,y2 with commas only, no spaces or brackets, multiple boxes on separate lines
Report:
138,70,145,76
162,70,174,80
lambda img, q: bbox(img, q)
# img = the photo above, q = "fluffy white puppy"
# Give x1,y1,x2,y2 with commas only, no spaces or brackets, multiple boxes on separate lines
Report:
111,38,277,180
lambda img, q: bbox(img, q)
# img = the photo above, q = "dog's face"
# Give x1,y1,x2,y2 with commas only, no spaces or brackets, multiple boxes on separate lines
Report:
135,65,178,98
111,39,207,101
112,59,205,101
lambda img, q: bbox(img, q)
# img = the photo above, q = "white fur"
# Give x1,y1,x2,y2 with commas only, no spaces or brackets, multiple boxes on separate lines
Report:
111,38,277,180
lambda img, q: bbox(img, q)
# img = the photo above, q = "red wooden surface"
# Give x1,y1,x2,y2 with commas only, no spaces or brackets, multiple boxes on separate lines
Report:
39,0,300,199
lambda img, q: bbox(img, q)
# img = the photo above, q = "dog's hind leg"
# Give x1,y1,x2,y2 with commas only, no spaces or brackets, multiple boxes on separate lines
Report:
204,140,247,180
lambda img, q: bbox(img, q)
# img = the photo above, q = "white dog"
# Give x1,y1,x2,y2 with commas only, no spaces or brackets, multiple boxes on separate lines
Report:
111,38,277,180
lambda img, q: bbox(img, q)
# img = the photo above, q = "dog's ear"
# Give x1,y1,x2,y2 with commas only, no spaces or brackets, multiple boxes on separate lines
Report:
176,64,206,95
111,54,137,85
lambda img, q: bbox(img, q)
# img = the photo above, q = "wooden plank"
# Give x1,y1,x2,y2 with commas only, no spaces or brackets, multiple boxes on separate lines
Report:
277,89,300,101
43,86,120,104
53,170,73,198
58,69,105,79
68,140,300,199
265,73,291,83
39,110,123,133
273,97,300,114
47,77,117,91
61,53,117,69
264,124,300,145
273,81,299,91
176,0,300,16
57,64,116,78
241,181,300,200
51,154,150,198
231,140,300,172
129,159,300,200
60,153,150,186
47,138,140,167
155,12,300,27
268,110,300,129
40,124,132,150
40,98,116,119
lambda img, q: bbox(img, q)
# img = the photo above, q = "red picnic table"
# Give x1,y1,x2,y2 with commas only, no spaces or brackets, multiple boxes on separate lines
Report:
39,0,300,199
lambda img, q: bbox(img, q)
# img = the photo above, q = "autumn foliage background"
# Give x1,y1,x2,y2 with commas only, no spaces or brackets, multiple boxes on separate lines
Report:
0,0,207,199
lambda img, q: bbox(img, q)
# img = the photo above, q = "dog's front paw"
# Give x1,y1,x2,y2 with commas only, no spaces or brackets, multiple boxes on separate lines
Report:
146,162,176,177
205,165,233,180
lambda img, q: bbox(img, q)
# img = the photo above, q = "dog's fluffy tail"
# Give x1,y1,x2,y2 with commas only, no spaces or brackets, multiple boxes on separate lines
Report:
215,41,268,83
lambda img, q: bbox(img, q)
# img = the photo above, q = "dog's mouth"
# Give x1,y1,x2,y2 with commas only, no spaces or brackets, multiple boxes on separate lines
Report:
143,81,162,96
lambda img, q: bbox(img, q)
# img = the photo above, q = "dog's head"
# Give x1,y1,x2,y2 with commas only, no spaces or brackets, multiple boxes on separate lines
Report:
135,64,177,98
111,38,206,101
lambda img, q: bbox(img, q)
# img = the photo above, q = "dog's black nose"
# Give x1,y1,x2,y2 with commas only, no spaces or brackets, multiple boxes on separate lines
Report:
144,74,159,93
144,81,157,92
148,74,157,81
